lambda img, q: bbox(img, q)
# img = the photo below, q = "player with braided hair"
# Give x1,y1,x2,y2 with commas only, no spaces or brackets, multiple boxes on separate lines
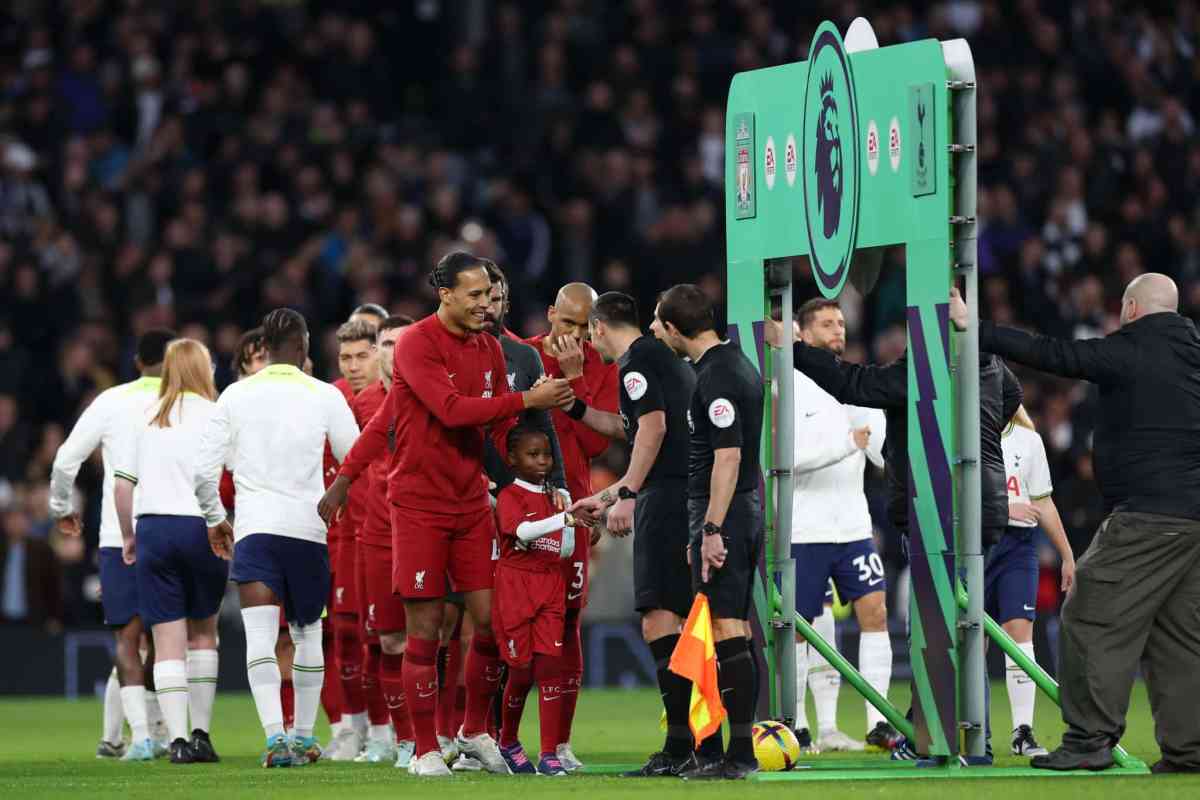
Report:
320,251,573,777
196,308,360,768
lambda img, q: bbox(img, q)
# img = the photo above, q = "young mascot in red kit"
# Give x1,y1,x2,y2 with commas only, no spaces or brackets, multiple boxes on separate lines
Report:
493,425,577,777
320,252,573,777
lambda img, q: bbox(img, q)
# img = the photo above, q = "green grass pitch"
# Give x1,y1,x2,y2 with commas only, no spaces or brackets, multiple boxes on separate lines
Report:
0,681,1191,799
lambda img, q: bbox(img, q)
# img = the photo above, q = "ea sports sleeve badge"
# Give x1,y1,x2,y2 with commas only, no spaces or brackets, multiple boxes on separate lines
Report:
708,398,736,428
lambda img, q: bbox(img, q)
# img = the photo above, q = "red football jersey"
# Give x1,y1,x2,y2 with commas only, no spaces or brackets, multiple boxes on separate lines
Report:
340,314,523,514
355,381,394,548
347,381,386,540
496,480,569,572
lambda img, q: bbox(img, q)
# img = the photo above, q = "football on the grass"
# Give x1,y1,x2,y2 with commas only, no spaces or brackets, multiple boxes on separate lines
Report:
752,720,802,771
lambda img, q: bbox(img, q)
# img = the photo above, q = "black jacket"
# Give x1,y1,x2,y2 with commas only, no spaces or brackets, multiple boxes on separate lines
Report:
793,344,1021,536
483,334,566,491
981,313,1200,521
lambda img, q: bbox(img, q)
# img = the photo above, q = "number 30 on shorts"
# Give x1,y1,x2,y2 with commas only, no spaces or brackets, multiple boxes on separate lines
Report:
853,553,885,584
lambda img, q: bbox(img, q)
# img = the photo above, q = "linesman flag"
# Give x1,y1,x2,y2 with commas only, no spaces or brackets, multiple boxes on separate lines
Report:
669,593,726,744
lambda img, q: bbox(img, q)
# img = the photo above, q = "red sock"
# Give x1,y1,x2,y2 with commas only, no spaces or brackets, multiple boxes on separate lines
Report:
280,679,295,731
363,642,389,727
534,654,563,757
435,645,454,738
557,611,583,746
453,683,466,735
336,617,366,716
499,664,532,748
462,632,503,736
380,652,413,742
403,636,440,757
320,621,343,724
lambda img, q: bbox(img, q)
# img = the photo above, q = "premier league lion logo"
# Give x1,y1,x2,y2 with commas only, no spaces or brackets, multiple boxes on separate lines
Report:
815,71,843,239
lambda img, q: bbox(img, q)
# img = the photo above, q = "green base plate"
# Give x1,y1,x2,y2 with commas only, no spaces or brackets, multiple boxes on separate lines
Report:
586,762,1152,780
751,763,1151,781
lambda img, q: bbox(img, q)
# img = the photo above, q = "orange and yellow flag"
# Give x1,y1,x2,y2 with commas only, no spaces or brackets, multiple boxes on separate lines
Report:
668,593,726,744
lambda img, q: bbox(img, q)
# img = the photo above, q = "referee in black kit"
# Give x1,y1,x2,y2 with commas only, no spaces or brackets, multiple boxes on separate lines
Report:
655,283,765,780
566,292,724,776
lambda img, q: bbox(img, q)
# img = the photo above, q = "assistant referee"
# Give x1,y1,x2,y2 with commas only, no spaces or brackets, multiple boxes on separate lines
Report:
566,291,723,776
655,284,764,781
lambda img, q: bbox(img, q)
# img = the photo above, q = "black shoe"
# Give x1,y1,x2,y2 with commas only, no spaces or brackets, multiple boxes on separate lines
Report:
794,727,816,753
189,730,220,763
1011,725,1049,757
1152,760,1200,774
721,759,760,780
679,756,727,780
169,738,197,764
621,751,691,777
865,721,904,752
1031,746,1114,771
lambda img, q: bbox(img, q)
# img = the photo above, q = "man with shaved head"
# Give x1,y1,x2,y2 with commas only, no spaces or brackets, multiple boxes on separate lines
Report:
951,273,1200,775
525,282,619,770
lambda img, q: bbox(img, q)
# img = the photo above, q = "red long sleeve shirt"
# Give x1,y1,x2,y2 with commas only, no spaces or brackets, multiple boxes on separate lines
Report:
340,313,524,514
524,334,619,503
348,381,386,541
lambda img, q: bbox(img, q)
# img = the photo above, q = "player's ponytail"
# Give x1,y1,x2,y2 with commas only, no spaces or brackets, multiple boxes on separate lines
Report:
429,250,485,291
261,308,308,353
1012,404,1036,431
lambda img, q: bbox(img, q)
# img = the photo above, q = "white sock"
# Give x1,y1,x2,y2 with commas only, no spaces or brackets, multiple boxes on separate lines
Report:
369,723,391,741
243,606,284,738
345,712,368,739
145,689,164,737
1007,642,1037,730
187,649,219,734
120,685,150,743
859,631,893,729
794,641,810,730
103,668,125,744
289,621,325,740
808,607,841,734
153,660,189,743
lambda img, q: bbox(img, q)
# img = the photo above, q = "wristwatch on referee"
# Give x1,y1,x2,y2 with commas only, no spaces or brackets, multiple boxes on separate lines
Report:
617,486,637,501
702,521,723,537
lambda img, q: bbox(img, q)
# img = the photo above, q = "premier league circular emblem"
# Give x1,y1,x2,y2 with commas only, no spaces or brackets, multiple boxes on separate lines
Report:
802,22,861,298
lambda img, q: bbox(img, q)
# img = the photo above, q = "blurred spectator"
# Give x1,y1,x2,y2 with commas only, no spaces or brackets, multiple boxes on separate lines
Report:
1,506,64,632
1,0,1196,626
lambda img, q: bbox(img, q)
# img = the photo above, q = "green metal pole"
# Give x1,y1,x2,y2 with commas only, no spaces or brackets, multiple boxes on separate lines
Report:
776,591,915,742
952,584,1144,769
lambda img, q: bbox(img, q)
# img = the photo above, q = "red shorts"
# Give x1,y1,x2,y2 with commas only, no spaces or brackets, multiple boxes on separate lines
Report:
391,505,498,599
492,562,565,668
361,540,406,636
333,536,359,616
563,533,589,609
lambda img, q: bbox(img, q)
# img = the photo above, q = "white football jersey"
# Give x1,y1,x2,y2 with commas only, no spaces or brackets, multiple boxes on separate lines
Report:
1002,422,1053,528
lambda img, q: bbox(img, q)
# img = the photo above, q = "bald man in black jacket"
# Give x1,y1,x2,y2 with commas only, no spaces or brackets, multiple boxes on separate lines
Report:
952,274,1200,774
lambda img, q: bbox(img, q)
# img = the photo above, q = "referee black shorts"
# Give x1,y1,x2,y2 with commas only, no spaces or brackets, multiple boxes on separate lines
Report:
633,479,694,619
688,489,763,621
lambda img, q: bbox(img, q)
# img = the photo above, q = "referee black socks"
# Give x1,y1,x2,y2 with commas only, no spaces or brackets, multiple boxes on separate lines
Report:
649,634,693,758
716,637,757,764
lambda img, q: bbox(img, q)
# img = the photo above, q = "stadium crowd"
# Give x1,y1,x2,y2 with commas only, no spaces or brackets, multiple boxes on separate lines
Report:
1,0,1198,630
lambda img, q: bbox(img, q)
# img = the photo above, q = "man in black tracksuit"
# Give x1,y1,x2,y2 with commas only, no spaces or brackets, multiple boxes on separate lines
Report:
952,274,1200,774
480,261,565,490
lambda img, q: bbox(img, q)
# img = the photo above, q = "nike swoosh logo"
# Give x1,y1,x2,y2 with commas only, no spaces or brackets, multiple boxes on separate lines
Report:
868,578,884,586
804,412,818,418
567,591,583,600
448,373,456,380
417,690,437,699
554,641,563,647
1023,604,1036,611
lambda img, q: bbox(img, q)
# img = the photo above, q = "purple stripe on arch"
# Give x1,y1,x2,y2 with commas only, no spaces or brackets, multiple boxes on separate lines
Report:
908,471,958,754
935,302,950,365
906,306,954,552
